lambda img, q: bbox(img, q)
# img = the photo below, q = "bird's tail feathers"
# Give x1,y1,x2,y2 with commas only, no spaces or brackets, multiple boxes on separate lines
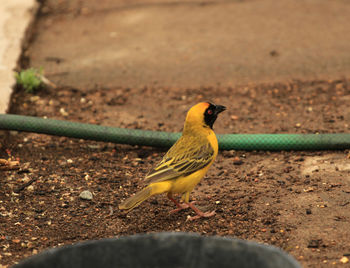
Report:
119,186,153,211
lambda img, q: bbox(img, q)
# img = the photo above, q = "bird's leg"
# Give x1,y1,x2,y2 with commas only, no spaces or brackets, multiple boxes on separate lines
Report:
186,202,216,221
167,193,195,213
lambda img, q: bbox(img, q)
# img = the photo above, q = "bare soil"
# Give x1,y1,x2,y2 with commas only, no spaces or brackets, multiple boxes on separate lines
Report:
1,79,350,268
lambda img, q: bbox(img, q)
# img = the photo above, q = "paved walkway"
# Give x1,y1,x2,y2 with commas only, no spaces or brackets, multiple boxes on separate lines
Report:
1,0,350,113
0,0,37,113
28,0,350,89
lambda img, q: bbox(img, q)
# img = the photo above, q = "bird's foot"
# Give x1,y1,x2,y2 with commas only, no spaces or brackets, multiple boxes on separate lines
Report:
186,201,216,221
186,210,216,221
170,201,196,214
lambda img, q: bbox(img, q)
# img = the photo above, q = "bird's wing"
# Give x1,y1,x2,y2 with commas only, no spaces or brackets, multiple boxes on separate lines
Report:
146,136,214,183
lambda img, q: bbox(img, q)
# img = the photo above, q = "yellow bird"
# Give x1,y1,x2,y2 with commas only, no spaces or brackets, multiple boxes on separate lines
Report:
119,102,226,220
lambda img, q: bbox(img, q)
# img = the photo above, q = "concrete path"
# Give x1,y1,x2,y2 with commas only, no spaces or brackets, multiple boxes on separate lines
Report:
0,0,38,113
27,0,350,89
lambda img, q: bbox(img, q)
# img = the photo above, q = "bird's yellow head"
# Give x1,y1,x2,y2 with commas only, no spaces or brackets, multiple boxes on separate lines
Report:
185,102,226,130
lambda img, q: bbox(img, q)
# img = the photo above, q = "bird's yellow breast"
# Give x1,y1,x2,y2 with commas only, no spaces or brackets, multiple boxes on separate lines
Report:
169,165,211,194
169,128,218,194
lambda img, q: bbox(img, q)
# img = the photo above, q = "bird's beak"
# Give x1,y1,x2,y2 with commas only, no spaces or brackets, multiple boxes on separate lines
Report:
215,105,226,114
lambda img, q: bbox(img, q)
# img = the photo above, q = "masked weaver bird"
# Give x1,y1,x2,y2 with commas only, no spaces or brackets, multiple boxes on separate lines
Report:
119,102,226,220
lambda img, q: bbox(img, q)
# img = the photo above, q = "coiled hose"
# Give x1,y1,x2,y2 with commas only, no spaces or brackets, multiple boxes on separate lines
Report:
1,114,350,151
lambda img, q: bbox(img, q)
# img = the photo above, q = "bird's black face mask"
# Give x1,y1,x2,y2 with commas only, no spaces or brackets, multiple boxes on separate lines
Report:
204,103,226,129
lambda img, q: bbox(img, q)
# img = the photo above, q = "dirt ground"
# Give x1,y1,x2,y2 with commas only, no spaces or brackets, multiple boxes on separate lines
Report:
1,79,350,267
1,1,350,268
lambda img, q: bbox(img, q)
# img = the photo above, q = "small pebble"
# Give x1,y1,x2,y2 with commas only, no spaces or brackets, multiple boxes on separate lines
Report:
340,256,349,264
79,190,93,200
27,185,34,192
233,157,244,165
87,145,100,149
59,108,69,116
29,96,40,102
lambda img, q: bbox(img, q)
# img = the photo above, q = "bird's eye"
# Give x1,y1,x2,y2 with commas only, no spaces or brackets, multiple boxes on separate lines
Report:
207,109,213,115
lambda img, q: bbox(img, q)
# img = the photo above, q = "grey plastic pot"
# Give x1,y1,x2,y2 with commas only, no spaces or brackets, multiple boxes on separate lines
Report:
14,232,301,268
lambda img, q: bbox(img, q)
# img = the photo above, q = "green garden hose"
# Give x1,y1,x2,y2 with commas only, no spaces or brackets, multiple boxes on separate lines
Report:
1,114,350,151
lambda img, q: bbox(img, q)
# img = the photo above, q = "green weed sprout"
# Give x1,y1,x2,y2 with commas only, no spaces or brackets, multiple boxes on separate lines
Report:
15,68,44,93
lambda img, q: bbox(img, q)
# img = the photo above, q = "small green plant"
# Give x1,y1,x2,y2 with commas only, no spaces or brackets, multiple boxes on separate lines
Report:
15,68,43,93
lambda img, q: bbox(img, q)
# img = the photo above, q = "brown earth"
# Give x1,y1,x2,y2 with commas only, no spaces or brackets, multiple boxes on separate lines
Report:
1,0,350,267
1,79,350,268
